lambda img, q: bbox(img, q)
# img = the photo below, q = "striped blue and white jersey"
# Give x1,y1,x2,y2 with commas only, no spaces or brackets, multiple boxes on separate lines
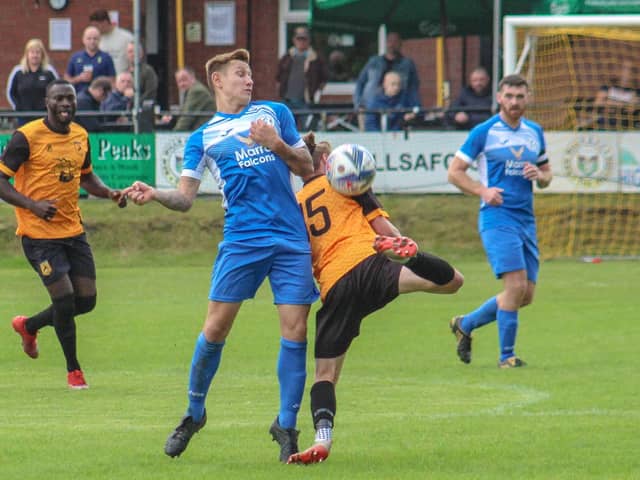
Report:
456,114,548,230
182,100,309,246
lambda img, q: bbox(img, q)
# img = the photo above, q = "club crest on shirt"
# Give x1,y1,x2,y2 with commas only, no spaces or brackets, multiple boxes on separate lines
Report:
55,157,75,183
39,260,52,276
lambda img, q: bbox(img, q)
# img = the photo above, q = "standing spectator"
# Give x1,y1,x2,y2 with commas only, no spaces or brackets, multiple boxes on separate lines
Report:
89,9,134,75
160,67,215,131
6,39,58,126
364,71,419,131
123,48,317,462
276,26,328,130
447,74,553,368
353,31,420,112
64,26,116,94
126,41,158,103
101,71,134,126
1,79,127,390
75,76,112,132
447,66,493,130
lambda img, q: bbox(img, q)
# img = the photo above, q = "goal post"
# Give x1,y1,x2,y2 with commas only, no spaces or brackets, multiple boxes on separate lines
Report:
502,15,640,260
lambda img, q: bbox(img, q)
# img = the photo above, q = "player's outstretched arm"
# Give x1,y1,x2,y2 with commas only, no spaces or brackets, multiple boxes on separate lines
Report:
80,172,127,208
124,177,200,212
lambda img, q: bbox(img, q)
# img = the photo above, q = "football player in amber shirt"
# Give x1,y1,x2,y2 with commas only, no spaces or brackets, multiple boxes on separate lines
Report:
289,132,464,464
0,79,126,390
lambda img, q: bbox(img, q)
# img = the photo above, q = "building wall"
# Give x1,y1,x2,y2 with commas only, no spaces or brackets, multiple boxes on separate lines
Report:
0,0,482,111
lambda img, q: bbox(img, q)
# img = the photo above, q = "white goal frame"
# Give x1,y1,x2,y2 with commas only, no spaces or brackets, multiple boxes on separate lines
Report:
503,14,640,76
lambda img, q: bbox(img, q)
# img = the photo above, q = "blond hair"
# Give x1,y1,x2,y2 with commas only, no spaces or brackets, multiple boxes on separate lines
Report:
205,49,250,91
20,38,51,73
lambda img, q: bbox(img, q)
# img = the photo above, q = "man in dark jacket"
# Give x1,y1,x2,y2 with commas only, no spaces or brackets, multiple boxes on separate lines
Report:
276,26,328,130
447,66,493,130
75,76,111,132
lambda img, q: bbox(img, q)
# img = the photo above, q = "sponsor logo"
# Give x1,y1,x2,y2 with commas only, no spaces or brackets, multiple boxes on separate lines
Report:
562,135,615,187
234,134,255,146
509,146,524,160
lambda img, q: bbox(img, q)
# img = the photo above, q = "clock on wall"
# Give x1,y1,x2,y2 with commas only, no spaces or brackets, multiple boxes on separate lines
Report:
49,0,70,11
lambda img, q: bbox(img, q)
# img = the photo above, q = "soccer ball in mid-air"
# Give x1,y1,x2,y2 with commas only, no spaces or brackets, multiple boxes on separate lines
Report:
326,143,377,196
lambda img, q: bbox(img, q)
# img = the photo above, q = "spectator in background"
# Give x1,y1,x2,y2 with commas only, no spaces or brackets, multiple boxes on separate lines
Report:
364,71,419,131
126,41,158,103
447,66,493,130
6,38,58,126
593,59,639,130
276,26,328,130
354,32,420,112
89,9,134,75
65,26,116,94
101,71,134,125
328,50,350,82
75,76,112,132
160,67,215,131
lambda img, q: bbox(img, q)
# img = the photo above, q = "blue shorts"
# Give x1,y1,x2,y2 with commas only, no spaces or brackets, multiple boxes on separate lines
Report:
480,225,539,282
209,240,319,304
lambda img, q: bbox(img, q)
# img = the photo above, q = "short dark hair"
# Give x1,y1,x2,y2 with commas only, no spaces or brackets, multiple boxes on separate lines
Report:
46,79,73,95
89,9,111,23
499,74,528,91
90,76,113,93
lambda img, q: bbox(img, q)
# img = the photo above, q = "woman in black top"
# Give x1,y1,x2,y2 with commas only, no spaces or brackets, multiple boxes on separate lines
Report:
6,38,58,125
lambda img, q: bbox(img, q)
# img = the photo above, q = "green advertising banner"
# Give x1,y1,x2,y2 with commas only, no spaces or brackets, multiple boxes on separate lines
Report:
90,133,155,189
0,132,155,190
535,0,640,14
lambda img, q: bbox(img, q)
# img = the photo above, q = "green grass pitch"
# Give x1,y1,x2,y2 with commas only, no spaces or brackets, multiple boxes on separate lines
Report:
1,256,638,479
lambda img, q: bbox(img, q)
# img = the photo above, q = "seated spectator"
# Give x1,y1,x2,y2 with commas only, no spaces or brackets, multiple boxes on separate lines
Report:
447,66,493,129
593,59,639,130
364,71,419,131
6,38,58,126
64,26,116,94
159,67,215,131
354,32,420,111
328,50,351,82
101,71,134,125
89,9,134,75
75,76,112,132
126,41,158,103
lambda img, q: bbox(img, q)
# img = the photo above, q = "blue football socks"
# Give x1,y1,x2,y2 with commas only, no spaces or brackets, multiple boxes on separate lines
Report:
460,296,498,334
187,332,225,422
497,309,519,361
276,337,307,429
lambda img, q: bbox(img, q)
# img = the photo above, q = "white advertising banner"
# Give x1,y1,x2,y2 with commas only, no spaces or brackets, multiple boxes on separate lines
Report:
155,131,640,194
155,132,221,194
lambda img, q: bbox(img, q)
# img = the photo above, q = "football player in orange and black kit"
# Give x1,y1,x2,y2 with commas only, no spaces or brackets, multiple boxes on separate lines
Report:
288,133,464,464
0,79,127,390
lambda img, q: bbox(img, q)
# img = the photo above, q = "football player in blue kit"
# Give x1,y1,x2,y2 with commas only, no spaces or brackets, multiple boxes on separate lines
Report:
124,49,318,461
447,74,552,368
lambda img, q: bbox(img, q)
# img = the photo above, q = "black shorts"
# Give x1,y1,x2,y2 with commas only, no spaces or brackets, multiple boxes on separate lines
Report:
21,233,96,286
315,254,402,358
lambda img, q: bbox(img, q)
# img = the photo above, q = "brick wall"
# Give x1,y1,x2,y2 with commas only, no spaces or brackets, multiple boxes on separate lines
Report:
0,0,480,111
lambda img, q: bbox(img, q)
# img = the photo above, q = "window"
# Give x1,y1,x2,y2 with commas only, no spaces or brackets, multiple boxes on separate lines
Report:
279,0,378,95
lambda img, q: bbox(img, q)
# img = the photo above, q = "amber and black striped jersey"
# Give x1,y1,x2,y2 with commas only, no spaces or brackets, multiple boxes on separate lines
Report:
0,118,92,239
296,174,389,300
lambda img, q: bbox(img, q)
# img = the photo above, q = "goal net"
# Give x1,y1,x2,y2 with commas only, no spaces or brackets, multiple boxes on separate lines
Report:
504,15,640,259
